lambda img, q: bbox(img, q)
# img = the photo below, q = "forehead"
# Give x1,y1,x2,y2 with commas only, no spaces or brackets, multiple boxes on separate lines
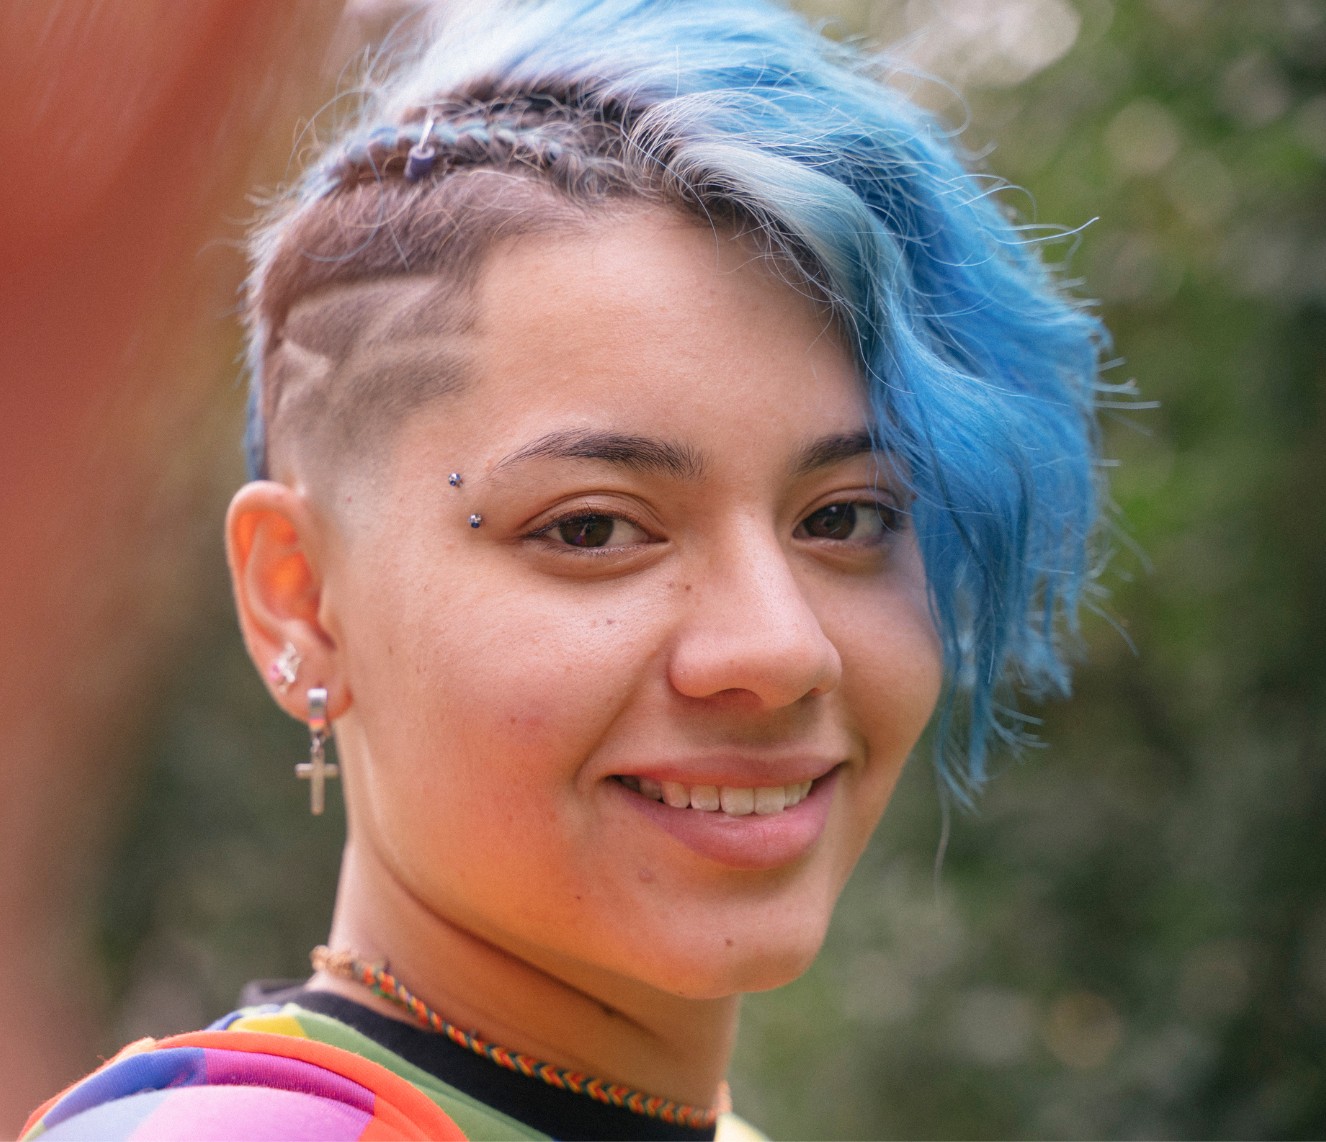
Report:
464,210,860,427
345,209,873,500
282,208,870,503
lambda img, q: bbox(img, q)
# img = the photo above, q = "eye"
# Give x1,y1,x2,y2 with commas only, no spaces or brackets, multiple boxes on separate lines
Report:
795,501,900,543
537,512,652,549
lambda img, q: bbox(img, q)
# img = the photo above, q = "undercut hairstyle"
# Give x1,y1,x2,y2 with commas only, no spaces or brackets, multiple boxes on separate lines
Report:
244,0,1112,798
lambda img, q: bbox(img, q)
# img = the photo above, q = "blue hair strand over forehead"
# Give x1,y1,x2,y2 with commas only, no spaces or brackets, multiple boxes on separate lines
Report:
246,0,1112,801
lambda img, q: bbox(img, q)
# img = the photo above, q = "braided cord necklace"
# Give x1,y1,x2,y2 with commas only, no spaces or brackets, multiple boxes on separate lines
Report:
311,946,728,1130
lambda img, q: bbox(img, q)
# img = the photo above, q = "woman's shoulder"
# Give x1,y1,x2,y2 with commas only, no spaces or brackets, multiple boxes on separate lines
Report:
21,1009,468,1141
23,1003,766,1141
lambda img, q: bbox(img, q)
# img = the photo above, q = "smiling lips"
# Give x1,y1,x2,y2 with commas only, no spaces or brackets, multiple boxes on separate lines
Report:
611,766,839,870
616,774,817,816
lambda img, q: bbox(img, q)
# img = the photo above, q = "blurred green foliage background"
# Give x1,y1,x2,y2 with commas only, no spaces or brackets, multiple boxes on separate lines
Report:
92,0,1325,1137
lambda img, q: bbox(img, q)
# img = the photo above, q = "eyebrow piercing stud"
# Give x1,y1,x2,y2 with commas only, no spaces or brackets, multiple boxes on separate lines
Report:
448,472,478,527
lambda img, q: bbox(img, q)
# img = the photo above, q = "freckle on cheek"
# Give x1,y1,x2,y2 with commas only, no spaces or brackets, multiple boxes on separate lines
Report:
638,867,655,884
724,937,734,948
503,707,549,731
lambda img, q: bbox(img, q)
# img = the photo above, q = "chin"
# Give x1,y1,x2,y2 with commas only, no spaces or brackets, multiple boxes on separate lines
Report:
637,918,831,1000
663,949,824,1001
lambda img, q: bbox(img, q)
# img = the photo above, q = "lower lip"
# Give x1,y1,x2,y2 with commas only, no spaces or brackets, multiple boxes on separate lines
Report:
607,768,840,871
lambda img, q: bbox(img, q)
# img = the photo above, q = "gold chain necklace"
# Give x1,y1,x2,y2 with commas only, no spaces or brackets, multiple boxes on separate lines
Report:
311,946,728,1130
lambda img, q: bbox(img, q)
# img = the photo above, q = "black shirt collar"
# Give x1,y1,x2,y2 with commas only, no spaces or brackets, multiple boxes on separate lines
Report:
241,981,718,1142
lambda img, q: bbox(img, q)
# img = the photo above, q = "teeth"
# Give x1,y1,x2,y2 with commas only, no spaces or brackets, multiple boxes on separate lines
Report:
720,786,756,815
690,784,720,811
621,776,816,816
661,781,690,809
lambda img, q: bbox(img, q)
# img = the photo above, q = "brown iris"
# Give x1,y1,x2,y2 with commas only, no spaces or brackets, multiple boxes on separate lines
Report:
800,503,858,539
557,515,617,547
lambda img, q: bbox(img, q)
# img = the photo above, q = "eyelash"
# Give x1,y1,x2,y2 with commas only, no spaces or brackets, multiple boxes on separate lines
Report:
525,497,906,553
794,498,906,544
526,507,656,553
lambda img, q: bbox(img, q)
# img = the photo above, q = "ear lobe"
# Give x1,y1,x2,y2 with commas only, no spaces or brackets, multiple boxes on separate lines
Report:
226,480,350,721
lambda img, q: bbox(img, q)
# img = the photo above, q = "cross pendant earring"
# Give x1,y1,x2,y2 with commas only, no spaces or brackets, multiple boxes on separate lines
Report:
297,687,339,815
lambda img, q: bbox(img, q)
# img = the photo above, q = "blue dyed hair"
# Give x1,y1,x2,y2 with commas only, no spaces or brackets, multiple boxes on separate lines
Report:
245,0,1109,799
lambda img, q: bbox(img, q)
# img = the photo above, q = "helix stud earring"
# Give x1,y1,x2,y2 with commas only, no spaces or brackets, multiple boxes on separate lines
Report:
267,641,301,694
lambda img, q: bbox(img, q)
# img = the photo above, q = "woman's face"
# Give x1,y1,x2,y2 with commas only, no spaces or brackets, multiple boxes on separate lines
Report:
318,210,942,999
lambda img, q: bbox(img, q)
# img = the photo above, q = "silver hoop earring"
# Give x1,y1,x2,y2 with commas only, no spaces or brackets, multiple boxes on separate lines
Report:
296,687,339,816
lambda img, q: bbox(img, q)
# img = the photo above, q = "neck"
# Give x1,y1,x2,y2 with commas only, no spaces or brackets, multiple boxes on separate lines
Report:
316,838,739,1110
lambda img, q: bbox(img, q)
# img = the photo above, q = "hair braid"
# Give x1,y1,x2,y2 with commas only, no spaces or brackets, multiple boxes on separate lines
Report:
320,98,632,199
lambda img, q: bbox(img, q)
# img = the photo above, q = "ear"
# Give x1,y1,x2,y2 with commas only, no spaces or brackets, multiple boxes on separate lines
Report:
226,480,351,722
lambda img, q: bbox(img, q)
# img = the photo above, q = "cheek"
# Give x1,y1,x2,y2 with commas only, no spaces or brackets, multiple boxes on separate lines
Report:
839,581,943,725
831,592,943,837
449,608,642,718
355,569,654,779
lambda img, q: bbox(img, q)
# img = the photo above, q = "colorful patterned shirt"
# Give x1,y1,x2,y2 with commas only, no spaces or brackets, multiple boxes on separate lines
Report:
21,999,765,1141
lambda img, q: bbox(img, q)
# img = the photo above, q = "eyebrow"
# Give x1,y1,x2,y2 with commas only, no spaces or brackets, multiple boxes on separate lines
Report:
492,429,707,480
790,430,877,477
491,427,877,483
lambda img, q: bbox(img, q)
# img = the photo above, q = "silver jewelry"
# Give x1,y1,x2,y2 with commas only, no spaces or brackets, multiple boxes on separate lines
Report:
404,115,437,181
267,641,301,694
296,687,339,816
469,513,483,528
448,472,463,487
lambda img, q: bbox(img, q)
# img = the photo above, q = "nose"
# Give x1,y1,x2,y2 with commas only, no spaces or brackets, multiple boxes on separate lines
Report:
667,532,843,708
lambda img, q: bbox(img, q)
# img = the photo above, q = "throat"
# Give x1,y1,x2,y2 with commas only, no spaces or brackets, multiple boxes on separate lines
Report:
324,853,740,1112
310,946,730,1130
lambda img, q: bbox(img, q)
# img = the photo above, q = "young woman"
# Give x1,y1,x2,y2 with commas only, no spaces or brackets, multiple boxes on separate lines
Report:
23,0,1106,1138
